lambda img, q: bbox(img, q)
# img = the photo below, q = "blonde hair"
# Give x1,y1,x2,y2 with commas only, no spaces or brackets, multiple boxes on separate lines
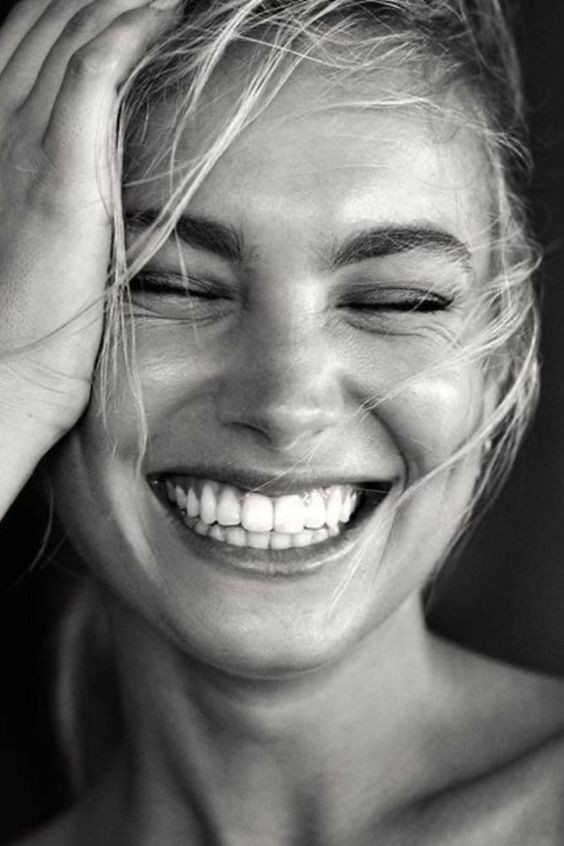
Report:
97,0,539,508
55,0,540,793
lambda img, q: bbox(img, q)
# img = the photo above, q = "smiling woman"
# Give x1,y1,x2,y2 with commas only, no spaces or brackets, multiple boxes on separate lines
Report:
1,1,564,844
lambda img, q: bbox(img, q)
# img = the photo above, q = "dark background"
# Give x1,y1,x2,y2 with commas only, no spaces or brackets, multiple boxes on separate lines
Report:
2,0,564,841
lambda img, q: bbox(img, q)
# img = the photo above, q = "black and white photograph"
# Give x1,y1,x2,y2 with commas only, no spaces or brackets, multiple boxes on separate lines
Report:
1,1,564,843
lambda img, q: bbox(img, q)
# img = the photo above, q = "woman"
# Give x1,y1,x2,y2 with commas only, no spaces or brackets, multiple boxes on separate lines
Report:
2,0,564,842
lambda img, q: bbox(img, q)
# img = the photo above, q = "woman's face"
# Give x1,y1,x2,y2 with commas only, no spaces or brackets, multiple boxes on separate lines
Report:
51,59,493,677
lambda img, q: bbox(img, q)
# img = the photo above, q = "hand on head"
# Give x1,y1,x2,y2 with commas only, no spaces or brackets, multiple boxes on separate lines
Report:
0,0,180,453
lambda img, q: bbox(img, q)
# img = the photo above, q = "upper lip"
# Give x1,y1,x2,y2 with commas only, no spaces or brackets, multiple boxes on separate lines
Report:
149,465,395,497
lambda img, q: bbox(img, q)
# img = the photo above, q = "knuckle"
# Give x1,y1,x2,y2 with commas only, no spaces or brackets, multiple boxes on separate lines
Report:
67,45,115,79
61,6,99,41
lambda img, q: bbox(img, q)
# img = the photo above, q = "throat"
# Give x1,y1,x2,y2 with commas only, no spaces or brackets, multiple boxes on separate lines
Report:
99,593,436,845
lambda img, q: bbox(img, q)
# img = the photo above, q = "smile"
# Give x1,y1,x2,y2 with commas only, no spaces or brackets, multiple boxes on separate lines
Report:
152,474,392,555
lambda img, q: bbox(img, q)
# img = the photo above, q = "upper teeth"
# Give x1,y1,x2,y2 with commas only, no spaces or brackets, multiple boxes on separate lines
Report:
163,477,360,533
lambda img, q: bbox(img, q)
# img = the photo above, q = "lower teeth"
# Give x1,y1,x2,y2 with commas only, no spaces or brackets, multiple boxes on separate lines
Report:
188,516,339,549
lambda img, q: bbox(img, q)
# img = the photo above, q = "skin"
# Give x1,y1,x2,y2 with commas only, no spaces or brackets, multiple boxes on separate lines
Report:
1,3,564,845
0,0,181,515
52,64,494,678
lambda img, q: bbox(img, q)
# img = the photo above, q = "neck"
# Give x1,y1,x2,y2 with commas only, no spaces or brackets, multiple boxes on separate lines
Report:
87,593,441,846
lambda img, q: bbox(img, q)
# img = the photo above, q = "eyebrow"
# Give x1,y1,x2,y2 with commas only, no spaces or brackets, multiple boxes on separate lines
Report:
125,210,245,264
330,226,473,271
125,210,472,271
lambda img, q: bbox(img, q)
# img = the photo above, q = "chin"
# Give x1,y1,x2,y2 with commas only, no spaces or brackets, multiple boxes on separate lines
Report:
47,422,476,681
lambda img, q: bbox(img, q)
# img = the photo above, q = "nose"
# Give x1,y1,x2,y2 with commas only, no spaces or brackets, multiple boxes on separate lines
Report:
217,316,345,452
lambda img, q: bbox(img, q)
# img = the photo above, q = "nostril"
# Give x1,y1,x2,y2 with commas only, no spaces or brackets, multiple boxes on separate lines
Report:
225,403,342,451
218,376,344,451
216,331,345,450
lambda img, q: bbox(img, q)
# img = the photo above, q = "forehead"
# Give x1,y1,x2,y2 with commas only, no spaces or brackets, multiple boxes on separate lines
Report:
125,59,492,272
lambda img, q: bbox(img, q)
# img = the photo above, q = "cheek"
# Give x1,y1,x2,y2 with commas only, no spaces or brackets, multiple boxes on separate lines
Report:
123,327,220,437
377,366,485,480
89,313,487,453
367,367,487,599
75,333,211,460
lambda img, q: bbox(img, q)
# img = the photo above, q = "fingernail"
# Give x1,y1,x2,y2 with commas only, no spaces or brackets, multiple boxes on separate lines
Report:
150,0,181,9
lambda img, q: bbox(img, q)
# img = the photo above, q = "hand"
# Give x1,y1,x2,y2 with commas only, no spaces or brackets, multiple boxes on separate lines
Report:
0,0,179,450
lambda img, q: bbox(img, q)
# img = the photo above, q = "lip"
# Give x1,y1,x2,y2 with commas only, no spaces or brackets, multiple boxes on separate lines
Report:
147,465,393,497
147,470,394,578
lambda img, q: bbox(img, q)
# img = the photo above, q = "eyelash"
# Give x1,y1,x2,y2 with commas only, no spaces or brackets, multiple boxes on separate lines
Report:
128,272,454,321
338,288,453,313
129,272,227,300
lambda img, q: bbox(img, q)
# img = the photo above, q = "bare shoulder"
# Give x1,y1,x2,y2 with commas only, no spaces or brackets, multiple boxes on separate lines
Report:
431,633,564,767
416,729,564,845
414,635,564,844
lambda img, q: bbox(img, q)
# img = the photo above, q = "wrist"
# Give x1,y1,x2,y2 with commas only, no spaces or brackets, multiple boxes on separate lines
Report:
0,362,86,454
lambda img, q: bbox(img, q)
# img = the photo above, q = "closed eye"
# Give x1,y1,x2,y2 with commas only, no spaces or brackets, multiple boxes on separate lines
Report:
129,271,230,299
127,270,234,323
339,288,453,313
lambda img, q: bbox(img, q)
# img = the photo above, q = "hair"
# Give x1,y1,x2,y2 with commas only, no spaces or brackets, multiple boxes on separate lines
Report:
52,0,541,796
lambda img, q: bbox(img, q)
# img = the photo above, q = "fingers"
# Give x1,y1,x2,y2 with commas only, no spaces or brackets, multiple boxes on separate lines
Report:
41,5,177,192
22,0,165,122
0,0,52,75
0,0,94,106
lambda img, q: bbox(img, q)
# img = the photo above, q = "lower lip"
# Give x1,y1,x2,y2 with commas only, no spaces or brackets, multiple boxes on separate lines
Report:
149,484,390,578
